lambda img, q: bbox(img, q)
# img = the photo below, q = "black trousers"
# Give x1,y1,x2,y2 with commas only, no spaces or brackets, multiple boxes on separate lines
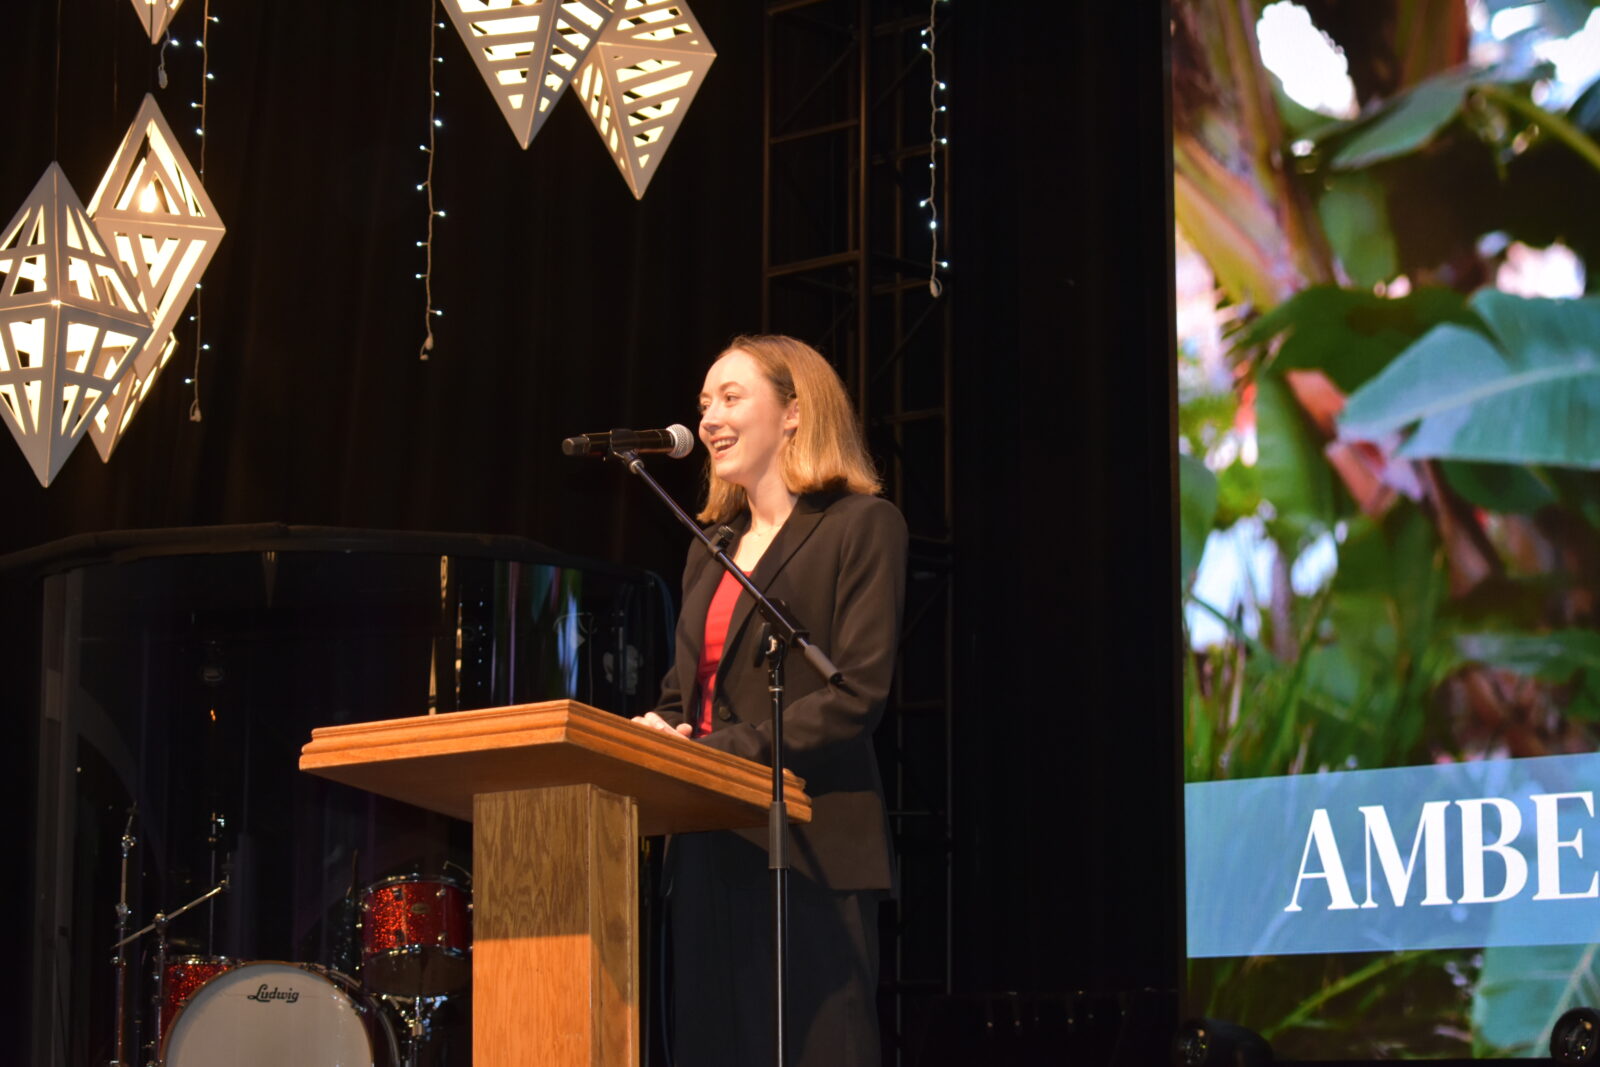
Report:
665,830,882,1067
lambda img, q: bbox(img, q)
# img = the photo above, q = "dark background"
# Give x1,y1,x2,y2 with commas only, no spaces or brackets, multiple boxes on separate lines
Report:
0,0,1180,1058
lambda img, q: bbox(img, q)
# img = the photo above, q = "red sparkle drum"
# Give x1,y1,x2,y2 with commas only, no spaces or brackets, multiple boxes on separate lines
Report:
159,955,236,1039
358,873,470,996
162,961,397,1066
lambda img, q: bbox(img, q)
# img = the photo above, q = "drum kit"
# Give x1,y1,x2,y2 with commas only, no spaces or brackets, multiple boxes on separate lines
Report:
109,810,472,1067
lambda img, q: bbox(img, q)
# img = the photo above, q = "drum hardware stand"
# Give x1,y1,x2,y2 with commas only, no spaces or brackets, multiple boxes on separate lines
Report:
382,993,448,1067
205,812,226,955
333,849,362,977
608,445,843,1067
109,807,138,1067
114,874,230,1067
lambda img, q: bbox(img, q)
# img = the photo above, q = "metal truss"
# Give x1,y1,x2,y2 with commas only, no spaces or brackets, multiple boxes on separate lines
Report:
762,1,954,1060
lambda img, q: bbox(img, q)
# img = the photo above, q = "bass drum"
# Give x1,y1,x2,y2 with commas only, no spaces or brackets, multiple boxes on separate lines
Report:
159,955,236,1040
163,960,398,1067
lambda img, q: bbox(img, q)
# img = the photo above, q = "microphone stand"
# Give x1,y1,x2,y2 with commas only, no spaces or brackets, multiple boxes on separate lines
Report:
608,446,841,1067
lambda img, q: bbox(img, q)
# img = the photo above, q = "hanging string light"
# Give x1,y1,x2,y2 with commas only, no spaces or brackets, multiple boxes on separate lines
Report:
186,0,216,423
919,0,950,298
418,1,445,360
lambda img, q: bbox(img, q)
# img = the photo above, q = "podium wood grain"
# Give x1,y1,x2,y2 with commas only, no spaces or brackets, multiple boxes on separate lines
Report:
298,700,809,1067
298,699,809,835
475,785,637,1067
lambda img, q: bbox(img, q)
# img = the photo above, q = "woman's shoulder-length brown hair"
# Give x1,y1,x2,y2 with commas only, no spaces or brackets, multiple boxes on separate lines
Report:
698,334,882,523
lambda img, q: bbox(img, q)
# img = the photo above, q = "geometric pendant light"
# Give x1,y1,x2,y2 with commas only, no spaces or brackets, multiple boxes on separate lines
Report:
85,331,177,463
0,164,151,486
445,0,716,198
86,94,225,460
573,0,717,198
128,0,184,43
442,0,616,149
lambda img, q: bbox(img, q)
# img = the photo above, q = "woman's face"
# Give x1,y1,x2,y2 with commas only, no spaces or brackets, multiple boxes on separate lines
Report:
698,349,799,493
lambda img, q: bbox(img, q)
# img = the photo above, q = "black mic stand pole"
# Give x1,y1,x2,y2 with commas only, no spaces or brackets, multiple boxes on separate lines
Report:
609,447,841,1067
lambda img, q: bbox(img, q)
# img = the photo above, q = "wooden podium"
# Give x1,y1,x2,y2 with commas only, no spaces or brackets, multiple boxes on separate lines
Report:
299,700,810,1067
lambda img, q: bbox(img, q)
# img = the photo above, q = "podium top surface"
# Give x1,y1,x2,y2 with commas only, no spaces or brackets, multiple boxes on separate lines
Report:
299,700,810,836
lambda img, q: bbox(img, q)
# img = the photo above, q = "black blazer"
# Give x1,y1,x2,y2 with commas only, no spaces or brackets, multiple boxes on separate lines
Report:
654,491,907,891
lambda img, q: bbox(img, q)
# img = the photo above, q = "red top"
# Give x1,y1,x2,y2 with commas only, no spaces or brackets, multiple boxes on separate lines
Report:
695,569,746,736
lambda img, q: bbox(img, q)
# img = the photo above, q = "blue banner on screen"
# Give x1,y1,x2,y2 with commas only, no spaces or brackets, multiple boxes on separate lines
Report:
1186,753,1600,958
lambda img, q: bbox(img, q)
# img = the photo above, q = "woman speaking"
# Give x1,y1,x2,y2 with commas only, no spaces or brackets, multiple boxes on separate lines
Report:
633,334,906,1066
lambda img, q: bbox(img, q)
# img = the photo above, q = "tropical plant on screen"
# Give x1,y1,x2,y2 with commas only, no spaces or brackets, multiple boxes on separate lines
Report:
1173,0,1600,1057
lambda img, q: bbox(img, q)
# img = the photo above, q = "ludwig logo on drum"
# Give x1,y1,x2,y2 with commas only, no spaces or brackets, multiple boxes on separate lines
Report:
245,984,300,1004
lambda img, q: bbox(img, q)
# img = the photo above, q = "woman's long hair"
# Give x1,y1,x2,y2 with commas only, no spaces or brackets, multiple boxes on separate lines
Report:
698,334,882,523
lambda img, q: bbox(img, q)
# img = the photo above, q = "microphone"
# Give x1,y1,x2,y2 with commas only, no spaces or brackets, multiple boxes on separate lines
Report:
562,425,694,459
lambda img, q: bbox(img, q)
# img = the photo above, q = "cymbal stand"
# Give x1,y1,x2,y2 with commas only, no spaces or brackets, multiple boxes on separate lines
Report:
109,807,137,1067
205,812,226,955
114,875,229,1067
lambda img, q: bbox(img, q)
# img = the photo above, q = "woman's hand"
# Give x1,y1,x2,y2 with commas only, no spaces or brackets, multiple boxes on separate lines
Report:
632,711,694,739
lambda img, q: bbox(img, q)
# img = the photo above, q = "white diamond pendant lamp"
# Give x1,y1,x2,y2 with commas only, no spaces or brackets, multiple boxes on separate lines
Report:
576,0,716,198
0,165,151,486
87,331,177,462
87,93,224,460
444,0,616,149
128,0,184,43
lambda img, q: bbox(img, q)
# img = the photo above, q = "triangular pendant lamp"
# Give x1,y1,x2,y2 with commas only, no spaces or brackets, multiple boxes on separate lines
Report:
447,0,716,197
575,0,717,199
128,0,184,43
443,0,615,149
86,94,225,459
0,165,151,486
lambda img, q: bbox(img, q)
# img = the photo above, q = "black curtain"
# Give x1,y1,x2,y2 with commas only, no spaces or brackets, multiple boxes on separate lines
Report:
0,0,767,588
947,0,1181,1001
0,0,1182,1035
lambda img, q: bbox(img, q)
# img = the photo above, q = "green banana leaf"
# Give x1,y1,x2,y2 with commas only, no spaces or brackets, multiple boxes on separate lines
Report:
1319,60,1573,171
1328,74,1475,170
1473,942,1600,1057
1180,452,1220,582
1440,460,1557,513
1317,172,1398,288
1256,374,1336,544
1245,284,1475,394
1456,629,1600,682
1340,291,1600,469
1214,458,1263,527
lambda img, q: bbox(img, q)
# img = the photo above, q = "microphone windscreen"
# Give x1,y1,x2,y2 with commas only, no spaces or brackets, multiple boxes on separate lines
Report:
666,424,694,459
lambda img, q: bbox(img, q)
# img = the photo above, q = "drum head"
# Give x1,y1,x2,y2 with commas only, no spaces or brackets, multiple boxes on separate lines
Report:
364,870,466,893
164,961,378,1066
